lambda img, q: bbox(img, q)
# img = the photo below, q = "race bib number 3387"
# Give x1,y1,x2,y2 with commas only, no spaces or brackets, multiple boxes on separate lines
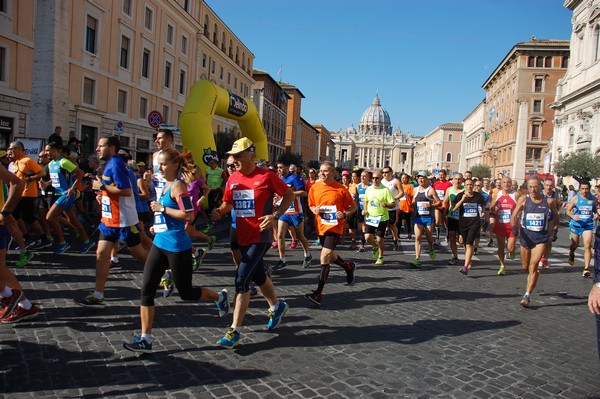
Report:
233,189,256,217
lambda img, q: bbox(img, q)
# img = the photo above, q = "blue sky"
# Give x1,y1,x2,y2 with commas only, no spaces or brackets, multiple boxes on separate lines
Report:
207,0,572,136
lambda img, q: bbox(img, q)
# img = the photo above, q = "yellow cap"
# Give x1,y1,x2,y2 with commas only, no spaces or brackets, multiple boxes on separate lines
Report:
226,137,255,155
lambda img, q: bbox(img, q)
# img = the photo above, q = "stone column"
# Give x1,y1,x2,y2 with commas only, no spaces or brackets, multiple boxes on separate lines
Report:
30,1,70,139
513,100,529,183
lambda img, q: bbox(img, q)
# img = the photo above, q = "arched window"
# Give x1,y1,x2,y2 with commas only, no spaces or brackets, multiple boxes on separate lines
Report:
446,153,452,162
203,15,209,36
448,133,453,141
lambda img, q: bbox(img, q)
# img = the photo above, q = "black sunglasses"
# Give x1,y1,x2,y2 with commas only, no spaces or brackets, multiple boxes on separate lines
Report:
226,163,235,168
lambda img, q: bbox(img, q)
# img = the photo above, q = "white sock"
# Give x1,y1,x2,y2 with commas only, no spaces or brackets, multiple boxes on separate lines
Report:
192,250,200,259
93,290,104,299
269,302,279,312
304,252,309,258
111,256,119,263
18,298,32,310
525,292,530,296
230,325,240,332
0,286,13,298
141,333,153,343
280,257,286,263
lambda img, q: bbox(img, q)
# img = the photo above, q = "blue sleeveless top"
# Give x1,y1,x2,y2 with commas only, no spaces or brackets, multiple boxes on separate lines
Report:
520,195,551,243
569,193,595,230
153,180,192,252
135,176,150,213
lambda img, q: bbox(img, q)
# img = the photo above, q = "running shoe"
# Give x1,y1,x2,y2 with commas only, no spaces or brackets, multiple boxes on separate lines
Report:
0,289,23,319
267,300,288,330
79,239,96,254
448,257,459,266
314,238,321,246
207,235,217,250
346,261,356,285
193,249,206,271
304,291,322,307
26,239,41,250
520,294,531,308
429,249,436,260
459,266,469,275
16,251,34,267
410,258,421,268
160,271,174,298
568,251,575,266
270,241,278,249
53,242,71,255
217,328,240,349
375,256,384,266
289,240,298,250
487,239,494,247
393,240,399,251
434,238,440,247
202,224,212,233
583,269,592,278
473,247,478,256
272,260,288,271
358,244,365,253
109,260,122,271
31,237,53,250
497,267,506,276
302,254,312,269
1,305,39,323
509,251,516,261
123,334,153,353
74,293,106,309
215,289,230,317
371,246,379,260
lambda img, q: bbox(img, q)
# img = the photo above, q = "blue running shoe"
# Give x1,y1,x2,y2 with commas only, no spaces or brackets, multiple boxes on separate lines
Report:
217,328,240,349
215,289,230,317
123,334,152,353
53,242,71,255
160,270,174,298
79,240,96,254
267,300,288,330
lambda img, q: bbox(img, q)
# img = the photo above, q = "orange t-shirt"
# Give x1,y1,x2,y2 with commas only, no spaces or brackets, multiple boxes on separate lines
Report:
308,180,354,235
399,183,414,213
13,155,43,197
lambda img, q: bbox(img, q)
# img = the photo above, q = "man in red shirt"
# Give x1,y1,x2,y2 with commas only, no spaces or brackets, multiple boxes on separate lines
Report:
432,169,452,245
212,138,294,349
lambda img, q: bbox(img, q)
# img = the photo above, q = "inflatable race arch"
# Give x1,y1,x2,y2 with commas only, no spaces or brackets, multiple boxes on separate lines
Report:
179,80,268,174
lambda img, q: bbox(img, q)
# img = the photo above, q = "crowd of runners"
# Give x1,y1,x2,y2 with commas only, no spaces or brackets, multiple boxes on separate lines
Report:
1,131,599,353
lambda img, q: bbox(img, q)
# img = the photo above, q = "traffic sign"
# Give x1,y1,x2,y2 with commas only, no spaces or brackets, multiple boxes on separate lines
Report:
115,120,124,135
147,111,163,128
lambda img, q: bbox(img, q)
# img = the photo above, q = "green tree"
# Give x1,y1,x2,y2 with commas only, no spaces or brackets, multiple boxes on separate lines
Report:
276,151,303,166
470,164,492,180
554,151,600,182
307,160,320,170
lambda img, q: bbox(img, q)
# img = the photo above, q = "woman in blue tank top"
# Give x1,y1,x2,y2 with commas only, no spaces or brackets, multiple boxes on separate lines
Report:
123,148,230,353
510,176,559,309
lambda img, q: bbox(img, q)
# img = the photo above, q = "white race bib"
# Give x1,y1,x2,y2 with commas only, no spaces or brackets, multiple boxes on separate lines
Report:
498,209,511,224
365,215,381,227
233,189,256,217
49,172,60,188
525,213,545,232
319,205,338,226
436,189,445,200
153,212,168,233
101,196,112,219
417,201,430,215
463,202,478,218
579,205,593,220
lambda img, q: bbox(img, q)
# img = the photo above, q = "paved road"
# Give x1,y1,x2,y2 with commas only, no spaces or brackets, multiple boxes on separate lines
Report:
2,223,600,398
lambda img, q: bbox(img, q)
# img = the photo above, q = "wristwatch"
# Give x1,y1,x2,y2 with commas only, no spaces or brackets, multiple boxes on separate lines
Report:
1,210,11,216
272,211,280,219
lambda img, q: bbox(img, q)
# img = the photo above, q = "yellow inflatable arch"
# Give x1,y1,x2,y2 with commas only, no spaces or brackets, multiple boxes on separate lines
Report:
179,80,268,174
